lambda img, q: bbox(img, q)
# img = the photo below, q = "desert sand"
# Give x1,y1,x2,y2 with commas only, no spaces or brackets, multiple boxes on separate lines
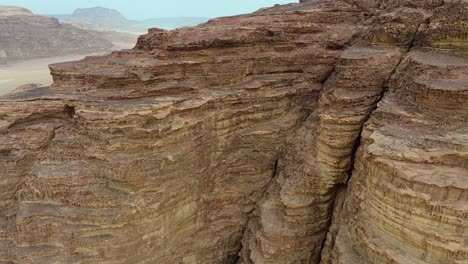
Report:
0,54,99,95
0,43,134,96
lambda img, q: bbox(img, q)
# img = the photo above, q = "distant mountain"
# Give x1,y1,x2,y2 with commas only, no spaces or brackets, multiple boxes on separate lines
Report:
48,14,70,21
47,7,210,33
65,7,148,33
0,6,113,64
144,17,210,30
61,19,139,45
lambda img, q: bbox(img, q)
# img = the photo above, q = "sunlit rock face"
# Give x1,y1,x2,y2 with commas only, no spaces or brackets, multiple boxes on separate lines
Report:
0,2,363,263
0,6,113,63
0,1,466,264
321,2,468,263
321,50,468,264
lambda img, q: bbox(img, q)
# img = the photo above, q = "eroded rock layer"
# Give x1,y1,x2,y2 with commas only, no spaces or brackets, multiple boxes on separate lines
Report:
238,1,449,263
0,1,466,264
239,47,402,264
321,51,468,264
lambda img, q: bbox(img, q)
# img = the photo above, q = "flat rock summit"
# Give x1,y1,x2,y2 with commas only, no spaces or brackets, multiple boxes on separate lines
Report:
0,0,467,263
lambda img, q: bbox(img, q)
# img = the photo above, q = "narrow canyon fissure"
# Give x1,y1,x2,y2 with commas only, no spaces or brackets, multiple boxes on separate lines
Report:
236,8,432,259
316,20,427,263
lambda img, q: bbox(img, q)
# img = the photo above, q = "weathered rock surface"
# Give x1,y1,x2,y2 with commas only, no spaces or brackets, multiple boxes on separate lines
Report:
0,1,466,264
240,46,403,264
0,6,125,64
321,50,468,264
321,2,468,263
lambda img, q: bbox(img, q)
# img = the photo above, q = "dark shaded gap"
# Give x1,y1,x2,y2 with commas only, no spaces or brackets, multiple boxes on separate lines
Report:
317,182,347,261
232,9,393,261
232,158,279,264
64,104,76,118
345,21,426,184
0,149,12,157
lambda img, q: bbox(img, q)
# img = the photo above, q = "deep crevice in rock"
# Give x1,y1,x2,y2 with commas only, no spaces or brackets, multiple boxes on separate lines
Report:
64,104,76,118
2,1,463,263
317,182,347,260
235,158,279,262
317,19,428,263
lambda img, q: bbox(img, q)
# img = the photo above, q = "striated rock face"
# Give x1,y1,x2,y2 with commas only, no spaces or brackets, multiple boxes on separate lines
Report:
240,46,403,264
0,1,466,264
0,2,359,262
321,2,468,263
0,6,113,64
321,50,468,264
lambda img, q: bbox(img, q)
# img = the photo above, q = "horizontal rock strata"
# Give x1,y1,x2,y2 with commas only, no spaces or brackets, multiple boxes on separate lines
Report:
321,49,468,264
239,47,402,263
0,0,466,264
0,1,368,263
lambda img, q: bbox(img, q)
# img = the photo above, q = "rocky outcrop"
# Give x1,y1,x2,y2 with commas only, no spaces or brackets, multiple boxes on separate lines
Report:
240,46,404,264
321,2,468,263
0,1,466,264
0,2,353,262
238,1,449,263
0,6,115,64
321,49,468,264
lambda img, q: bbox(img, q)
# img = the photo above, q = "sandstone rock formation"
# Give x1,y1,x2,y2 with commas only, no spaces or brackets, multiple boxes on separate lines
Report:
0,1,466,264
0,6,132,64
321,2,468,263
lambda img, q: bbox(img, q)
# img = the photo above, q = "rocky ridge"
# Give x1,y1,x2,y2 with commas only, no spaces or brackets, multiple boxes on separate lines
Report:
0,0,466,264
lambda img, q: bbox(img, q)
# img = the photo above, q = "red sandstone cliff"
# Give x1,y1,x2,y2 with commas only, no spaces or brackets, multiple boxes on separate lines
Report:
0,1,466,263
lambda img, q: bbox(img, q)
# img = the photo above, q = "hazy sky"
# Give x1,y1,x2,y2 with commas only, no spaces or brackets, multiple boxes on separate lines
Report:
0,0,298,19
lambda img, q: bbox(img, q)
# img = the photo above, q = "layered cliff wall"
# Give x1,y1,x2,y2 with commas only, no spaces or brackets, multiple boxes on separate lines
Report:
321,2,468,263
0,1,466,264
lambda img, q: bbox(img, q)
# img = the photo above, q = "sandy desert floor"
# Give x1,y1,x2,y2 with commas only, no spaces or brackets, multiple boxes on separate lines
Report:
0,43,135,96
